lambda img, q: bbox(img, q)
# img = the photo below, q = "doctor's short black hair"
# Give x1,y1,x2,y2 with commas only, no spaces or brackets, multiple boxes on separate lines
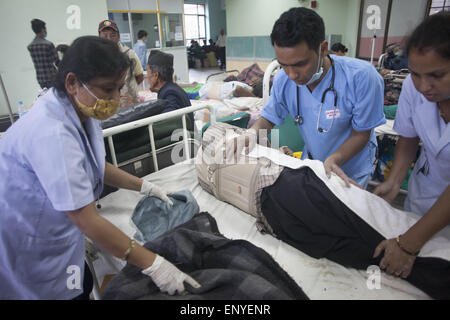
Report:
406,11,450,60
54,36,130,95
270,7,325,50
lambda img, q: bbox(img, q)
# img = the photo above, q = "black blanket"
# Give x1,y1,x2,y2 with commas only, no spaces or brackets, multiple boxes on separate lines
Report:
102,212,308,300
261,167,450,300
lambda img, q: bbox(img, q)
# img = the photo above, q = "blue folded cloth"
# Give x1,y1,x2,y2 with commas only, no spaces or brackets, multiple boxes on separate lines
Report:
131,190,199,243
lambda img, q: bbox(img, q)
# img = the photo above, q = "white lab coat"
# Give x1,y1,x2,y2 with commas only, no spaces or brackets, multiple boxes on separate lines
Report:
394,75,450,215
0,88,105,299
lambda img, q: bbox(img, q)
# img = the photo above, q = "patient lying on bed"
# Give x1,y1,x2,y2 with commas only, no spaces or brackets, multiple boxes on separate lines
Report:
196,123,450,300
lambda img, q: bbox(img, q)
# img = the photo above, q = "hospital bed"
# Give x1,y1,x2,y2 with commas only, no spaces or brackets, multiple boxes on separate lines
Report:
106,77,261,186
86,101,450,300
188,65,269,134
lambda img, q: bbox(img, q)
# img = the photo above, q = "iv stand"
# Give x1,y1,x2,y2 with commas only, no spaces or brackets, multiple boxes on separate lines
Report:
0,72,15,125
370,31,377,65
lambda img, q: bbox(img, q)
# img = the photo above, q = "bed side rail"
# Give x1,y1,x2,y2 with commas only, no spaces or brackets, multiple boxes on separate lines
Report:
102,103,216,171
262,60,280,106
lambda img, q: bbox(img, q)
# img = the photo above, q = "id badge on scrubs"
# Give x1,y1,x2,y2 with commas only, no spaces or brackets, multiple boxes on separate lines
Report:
326,109,341,119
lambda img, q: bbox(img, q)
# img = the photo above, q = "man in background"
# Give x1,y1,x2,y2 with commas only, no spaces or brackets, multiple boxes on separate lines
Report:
133,29,148,69
146,50,193,126
208,39,218,54
98,20,144,107
28,19,59,89
216,28,227,70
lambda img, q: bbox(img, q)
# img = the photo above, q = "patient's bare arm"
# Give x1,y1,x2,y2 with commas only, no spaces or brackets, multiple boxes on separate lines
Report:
233,85,256,97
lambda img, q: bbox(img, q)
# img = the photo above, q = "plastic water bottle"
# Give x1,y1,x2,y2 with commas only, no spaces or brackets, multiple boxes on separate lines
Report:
18,101,28,118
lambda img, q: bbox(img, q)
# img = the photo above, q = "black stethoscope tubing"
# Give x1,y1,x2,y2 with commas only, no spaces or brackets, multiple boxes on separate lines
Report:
294,55,338,132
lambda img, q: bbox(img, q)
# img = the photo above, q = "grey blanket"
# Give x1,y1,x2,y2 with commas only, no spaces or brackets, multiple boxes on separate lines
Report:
132,190,198,243
102,212,308,300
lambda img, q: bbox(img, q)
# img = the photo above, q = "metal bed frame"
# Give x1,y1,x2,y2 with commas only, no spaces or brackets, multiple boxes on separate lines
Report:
103,103,216,170
262,60,280,106
205,69,240,83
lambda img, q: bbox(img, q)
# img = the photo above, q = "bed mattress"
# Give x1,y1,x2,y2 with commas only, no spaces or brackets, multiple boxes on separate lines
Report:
94,158,450,300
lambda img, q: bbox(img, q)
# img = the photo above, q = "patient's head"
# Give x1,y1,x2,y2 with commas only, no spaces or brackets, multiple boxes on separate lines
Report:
330,43,348,56
146,50,174,92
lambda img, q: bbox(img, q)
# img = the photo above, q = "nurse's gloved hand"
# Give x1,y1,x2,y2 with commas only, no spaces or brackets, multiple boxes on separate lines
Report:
222,129,257,164
323,156,362,189
142,254,201,295
140,180,173,205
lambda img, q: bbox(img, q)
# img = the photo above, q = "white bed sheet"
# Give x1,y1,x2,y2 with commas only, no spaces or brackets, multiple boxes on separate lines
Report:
375,119,398,137
94,158,450,300
190,97,263,134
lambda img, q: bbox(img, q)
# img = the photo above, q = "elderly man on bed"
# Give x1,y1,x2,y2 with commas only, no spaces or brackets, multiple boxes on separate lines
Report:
146,50,194,128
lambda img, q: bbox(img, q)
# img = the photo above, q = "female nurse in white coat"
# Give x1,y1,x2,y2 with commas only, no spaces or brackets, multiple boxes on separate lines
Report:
0,36,199,299
373,12,450,279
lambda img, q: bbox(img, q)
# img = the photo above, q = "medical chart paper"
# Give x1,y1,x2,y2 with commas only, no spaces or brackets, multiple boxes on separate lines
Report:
245,145,304,169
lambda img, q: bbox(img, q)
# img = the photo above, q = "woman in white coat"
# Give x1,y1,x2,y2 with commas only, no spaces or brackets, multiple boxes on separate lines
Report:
0,36,199,299
373,12,450,279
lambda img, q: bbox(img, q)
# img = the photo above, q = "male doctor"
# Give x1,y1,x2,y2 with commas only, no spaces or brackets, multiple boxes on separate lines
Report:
232,7,386,188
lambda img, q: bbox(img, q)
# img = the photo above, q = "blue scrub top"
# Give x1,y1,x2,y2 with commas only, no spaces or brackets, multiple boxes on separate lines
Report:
0,88,106,299
262,55,386,184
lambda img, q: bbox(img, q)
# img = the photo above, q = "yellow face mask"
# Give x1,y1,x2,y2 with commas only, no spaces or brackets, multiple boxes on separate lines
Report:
76,83,119,120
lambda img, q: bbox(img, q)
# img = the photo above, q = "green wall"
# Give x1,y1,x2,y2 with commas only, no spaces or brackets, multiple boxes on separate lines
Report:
227,36,275,60
207,0,227,42
0,0,108,116
345,0,361,58
225,0,361,58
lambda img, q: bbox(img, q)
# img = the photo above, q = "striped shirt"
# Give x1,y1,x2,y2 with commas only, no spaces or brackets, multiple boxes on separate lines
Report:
199,122,283,235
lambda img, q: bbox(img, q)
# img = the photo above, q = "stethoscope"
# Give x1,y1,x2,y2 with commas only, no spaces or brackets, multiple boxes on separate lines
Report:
294,55,338,133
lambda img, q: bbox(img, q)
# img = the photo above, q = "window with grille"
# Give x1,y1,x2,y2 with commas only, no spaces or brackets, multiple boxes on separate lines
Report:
428,0,450,15
184,4,207,46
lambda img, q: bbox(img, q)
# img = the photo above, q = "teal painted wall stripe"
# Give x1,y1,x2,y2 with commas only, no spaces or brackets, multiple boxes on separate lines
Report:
227,34,342,59
227,36,275,59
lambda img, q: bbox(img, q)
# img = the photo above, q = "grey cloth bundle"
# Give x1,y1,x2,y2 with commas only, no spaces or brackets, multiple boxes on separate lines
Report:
132,190,199,243
102,212,308,300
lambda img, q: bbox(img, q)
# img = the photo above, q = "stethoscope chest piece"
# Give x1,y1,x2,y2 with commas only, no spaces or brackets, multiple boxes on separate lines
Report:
294,115,304,125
